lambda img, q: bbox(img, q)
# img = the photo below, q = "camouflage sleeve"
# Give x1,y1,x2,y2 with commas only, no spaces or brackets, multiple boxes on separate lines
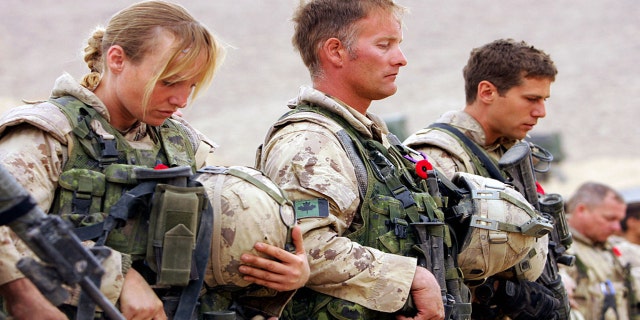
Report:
261,121,417,312
0,125,62,285
0,125,124,305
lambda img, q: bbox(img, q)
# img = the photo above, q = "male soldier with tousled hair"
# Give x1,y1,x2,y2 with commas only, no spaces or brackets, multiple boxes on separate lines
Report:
404,38,566,319
257,0,446,319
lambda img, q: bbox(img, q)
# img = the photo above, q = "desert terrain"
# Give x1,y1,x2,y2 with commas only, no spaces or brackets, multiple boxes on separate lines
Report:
1,0,639,199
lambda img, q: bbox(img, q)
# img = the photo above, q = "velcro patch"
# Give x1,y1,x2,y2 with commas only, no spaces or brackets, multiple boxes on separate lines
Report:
293,199,330,219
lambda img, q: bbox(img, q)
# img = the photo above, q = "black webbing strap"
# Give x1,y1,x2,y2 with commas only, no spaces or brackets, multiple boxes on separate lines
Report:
428,123,505,182
73,181,159,243
0,196,35,226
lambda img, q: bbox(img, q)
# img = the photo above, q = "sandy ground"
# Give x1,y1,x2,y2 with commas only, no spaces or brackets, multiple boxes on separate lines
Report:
1,0,639,199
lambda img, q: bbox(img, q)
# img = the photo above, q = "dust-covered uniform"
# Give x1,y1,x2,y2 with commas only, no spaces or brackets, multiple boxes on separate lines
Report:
403,110,516,181
0,73,216,305
257,86,417,314
404,110,560,319
559,229,630,320
607,235,640,319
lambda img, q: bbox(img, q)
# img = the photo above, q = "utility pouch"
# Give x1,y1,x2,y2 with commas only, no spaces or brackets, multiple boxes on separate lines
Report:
56,168,106,227
147,183,205,287
362,194,410,254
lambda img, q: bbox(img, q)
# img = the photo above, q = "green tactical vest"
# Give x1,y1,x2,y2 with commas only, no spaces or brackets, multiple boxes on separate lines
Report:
274,103,471,320
49,95,197,257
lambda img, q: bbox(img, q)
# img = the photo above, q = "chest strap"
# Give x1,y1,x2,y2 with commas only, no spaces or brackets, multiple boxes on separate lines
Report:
428,123,505,182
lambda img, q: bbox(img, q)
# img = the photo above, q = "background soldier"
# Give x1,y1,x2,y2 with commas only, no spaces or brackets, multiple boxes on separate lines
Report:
609,201,640,319
561,182,630,320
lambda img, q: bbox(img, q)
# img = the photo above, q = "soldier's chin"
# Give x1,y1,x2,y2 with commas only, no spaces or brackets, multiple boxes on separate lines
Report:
145,117,167,127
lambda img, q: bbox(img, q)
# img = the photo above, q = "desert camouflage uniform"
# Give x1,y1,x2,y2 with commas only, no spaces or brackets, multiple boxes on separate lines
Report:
257,86,417,314
559,229,630,320
404,110,556,319
196,166,297,318
0,73,216,306
403,110,517,181
609,235,640,319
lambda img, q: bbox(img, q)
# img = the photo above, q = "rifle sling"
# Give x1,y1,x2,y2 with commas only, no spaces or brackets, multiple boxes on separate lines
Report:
428,123,505,182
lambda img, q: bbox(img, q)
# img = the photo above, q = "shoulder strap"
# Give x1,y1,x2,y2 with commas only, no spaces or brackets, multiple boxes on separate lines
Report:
197,165,289,206
428,123,505,182
272,104,369,200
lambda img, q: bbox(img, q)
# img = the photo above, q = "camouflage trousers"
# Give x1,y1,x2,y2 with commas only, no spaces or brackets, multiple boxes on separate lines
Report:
280,287,400,320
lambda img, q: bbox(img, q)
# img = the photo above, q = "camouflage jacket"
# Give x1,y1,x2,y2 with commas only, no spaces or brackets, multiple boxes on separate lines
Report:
257,86,417,313
0,73,216,303
559,229,630,320
609,235,640,319
403,110,518,180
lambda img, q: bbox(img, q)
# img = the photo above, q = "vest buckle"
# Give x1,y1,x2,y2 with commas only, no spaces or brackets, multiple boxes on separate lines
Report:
386,217,409,239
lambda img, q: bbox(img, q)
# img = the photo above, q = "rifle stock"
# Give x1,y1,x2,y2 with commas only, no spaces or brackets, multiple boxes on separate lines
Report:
498,141,574,319
0,164,124,320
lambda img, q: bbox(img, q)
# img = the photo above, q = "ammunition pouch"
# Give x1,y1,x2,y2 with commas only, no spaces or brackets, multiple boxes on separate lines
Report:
146,183,207,287
56,168,107,227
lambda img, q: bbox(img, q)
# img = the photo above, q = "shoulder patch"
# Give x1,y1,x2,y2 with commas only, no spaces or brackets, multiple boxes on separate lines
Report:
293,199,330,219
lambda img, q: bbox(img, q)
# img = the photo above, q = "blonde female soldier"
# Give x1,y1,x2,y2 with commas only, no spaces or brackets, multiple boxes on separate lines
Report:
0,1,308,319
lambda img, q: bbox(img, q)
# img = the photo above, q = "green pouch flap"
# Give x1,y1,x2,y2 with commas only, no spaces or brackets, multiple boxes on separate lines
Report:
56,169,106,221
147,183,202,276
58,168,106,196
378,230,401,254
158,224,194,286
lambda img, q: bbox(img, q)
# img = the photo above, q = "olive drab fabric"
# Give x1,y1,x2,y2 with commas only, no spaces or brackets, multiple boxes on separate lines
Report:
0,74,221,317
610,236,640,319
49,95,197,256
258,88,419,315
259,92,472,319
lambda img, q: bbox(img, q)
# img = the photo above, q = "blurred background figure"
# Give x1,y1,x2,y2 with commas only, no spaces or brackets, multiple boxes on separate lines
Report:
560,182,630,320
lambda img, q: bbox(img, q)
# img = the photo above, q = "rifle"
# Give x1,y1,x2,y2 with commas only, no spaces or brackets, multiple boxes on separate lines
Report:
411,165,472,320
0,164,124,320
391,134,471,320
498,141,575,319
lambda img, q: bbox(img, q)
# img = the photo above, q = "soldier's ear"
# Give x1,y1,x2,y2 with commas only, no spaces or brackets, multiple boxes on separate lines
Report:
478,81,497,103
321,38,347,68
105,45,126,74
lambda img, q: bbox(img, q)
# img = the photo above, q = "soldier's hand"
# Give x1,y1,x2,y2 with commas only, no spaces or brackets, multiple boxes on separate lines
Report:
396,266,445,320
494,279,560,320
119,268,166,320
0,278,67,320
239,225,310,291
